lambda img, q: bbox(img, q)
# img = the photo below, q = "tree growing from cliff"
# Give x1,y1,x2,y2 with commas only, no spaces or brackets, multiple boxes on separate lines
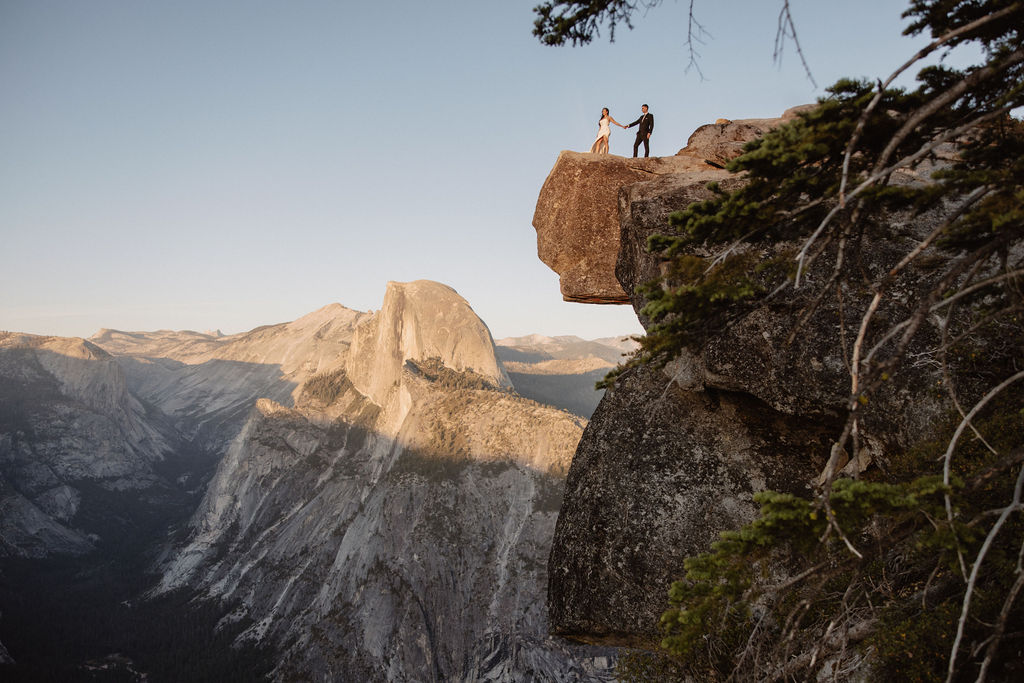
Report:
538,1,1024,680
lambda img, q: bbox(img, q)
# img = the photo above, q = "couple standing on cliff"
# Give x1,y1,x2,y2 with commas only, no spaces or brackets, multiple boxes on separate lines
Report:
589,104,654,157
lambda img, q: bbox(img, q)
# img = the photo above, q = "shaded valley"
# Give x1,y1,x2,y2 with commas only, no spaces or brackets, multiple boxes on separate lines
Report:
0,281,620,681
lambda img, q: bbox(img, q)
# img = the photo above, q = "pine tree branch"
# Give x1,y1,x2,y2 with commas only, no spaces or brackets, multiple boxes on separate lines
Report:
839,3,1023,205
873,46,1024,178
796,102,1016,287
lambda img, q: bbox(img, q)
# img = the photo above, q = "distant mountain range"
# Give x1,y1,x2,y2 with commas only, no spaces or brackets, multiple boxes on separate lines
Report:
0,280,627,681
496,334,636,419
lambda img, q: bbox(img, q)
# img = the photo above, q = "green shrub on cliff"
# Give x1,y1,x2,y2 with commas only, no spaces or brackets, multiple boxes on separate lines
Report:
536,1,1024,680
647,2,1024,679
303,367,352,405
656,399,1024,681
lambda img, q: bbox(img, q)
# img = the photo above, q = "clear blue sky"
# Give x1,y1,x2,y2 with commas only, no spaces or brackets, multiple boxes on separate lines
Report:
0,1,979,340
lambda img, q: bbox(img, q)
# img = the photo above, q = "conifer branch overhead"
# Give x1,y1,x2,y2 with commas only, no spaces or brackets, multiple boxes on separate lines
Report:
533,0,806,80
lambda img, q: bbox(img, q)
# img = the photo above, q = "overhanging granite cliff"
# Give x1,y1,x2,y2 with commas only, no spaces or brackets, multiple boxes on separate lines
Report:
532,106,811,307
536,107,969,648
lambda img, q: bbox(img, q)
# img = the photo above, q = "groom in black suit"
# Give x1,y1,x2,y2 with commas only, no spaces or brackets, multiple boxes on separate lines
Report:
626,104,654,158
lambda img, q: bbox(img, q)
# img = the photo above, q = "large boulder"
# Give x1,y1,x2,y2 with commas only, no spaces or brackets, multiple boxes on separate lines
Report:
533,152,716,304
547,360,834,647
676,104,814,168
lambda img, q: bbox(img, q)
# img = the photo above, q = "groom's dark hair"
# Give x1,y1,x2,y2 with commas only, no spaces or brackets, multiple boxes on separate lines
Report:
642,103,648,108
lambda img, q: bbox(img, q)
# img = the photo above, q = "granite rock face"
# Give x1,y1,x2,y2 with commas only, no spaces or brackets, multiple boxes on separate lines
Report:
347,280,512,406
533,152,716,304
155,281,616,682
158,392,611,681
0,334,171,557
676,105,814,167
615,171,747,325
543,110,971,647
548,361,838,647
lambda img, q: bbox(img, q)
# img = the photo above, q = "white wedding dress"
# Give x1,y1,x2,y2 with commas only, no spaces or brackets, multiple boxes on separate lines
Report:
590,116,611,153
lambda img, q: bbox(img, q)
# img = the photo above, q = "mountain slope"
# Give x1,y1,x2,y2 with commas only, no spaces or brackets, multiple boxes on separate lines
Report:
0,333,172,558
2,281,616,679
153,281,613,681
90,303,368,448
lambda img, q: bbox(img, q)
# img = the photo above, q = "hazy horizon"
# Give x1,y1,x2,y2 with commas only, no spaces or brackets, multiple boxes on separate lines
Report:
18,285,642,344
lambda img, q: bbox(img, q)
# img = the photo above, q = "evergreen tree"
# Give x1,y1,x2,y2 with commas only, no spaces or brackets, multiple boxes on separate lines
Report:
538,1,1024,680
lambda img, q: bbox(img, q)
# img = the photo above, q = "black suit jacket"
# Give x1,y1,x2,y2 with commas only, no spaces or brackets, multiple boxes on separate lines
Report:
627,113,654,136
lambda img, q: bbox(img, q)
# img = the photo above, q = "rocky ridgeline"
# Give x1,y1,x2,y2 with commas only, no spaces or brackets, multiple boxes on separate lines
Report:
90,302,370,448
0,280,619,679
1,302,376,558
0,333,171,558
533,108,974,648
153,280,613,681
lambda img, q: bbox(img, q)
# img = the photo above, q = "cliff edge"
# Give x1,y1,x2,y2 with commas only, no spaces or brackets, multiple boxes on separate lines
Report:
539,108,971,648
533,105,811,306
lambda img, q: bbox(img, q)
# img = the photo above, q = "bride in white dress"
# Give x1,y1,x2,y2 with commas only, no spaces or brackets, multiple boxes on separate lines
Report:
590,107,626,154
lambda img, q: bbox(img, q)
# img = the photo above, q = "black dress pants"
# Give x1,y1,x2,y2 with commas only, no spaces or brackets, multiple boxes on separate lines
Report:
633,134,649,158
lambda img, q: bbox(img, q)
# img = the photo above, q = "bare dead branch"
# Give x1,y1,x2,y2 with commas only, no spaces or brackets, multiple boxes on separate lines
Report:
773,1,816,88
947,462,1024,683
939,302,999,458
860,260,1018,374
796,103,1015,287
684,0,711,79
786,229,849,347
850,290,883,398
930,269,1024,315
939,305,1024,356
976,559,1024,683
888,186,991,277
